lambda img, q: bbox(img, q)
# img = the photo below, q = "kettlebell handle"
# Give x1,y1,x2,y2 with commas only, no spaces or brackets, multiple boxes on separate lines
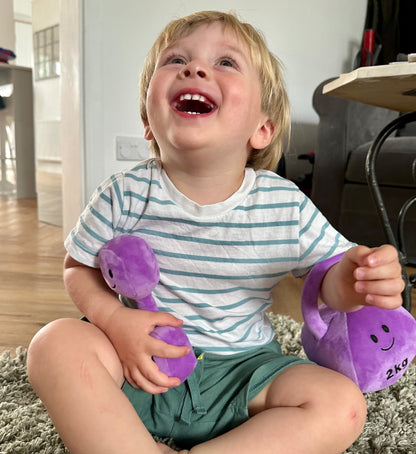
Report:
301,253,345,339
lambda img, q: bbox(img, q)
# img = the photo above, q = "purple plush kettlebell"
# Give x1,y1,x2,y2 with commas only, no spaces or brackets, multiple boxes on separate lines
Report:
301,253,416,393
98,235,197,383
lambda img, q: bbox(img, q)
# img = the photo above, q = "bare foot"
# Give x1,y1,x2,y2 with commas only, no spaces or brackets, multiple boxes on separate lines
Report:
156,441,189,453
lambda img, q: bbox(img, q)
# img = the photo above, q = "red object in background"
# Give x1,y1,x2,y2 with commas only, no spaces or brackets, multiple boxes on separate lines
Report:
361,29,375,66
0,48,16,63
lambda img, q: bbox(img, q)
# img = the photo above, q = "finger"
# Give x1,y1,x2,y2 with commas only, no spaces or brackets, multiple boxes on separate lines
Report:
152,312,185,328
139,310,184,332
139,361,181,390
148,336,191,359
355,277,405,299
362,244,399,268
127,372,169,394
124,361,178,394
344,245,372,267
354,260,402,281
363,293,403,310
346,244,399,269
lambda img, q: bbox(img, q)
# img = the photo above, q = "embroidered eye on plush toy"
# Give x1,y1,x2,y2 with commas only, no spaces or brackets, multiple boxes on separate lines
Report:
98,235,197,383
301,253,416,393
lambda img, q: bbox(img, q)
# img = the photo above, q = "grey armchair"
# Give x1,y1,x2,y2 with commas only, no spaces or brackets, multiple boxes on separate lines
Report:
311,78,416,265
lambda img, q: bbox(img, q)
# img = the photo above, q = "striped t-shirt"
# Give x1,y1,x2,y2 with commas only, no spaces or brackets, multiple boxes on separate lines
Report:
65,159,353,354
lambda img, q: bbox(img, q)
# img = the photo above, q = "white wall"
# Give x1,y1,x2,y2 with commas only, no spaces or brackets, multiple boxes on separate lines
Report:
61,0,83,235
0,0,15,52
0,0,33,68
14,21,33,67
14,0,33,67
81,0,367,201
32,0,61,173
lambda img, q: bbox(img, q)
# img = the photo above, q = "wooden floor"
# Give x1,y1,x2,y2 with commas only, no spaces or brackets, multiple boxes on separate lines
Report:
0,196,81,354
1,196,415,355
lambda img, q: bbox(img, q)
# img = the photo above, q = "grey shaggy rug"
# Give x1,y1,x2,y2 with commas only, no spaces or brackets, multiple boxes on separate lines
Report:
1,314,415,453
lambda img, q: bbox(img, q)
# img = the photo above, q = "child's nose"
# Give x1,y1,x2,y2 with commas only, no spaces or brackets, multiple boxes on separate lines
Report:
179,61,208,79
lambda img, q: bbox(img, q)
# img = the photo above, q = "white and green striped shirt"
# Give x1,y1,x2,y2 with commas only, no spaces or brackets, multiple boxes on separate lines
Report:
65,159,352,354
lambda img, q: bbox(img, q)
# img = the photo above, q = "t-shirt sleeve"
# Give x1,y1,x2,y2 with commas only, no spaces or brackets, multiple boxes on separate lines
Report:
292,192,355,277
64,174,125,268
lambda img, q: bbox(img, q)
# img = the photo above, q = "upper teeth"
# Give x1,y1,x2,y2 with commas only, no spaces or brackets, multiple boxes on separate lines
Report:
178,93,215,111
180,93,205,102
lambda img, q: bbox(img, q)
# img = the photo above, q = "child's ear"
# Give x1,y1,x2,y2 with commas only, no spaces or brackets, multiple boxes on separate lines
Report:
250,118,274,150
144,124,154,141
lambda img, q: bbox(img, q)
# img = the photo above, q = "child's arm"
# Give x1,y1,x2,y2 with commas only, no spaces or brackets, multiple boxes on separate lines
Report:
320,244,405,312
63,253,190,394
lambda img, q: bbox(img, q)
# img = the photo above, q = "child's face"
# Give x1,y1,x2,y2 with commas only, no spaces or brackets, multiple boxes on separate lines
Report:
144,22,273,167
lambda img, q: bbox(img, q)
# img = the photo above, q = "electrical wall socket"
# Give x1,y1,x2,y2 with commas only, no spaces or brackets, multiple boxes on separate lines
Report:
116,136,150,161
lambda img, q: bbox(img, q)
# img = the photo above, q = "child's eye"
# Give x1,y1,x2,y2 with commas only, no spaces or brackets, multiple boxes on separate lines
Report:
217,58,236,68
170,57,186,65
163,54,187,65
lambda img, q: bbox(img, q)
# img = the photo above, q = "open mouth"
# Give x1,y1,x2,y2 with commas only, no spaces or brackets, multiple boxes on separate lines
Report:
173,93,216,115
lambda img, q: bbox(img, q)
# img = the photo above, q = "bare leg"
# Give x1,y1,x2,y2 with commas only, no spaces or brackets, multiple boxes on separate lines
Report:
27,318,164,454
28,321,366,454
186,364,366,454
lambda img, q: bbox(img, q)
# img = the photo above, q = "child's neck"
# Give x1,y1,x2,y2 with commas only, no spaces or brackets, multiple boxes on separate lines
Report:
162,162,246,206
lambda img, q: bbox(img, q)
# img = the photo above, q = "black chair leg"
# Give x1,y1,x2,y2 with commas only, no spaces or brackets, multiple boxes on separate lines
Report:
365,111,416,312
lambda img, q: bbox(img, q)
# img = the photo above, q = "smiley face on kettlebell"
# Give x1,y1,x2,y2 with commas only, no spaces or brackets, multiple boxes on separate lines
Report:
369,324,395,352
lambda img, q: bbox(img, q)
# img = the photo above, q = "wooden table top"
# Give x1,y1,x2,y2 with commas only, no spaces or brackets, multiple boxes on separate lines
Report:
323,62,416,112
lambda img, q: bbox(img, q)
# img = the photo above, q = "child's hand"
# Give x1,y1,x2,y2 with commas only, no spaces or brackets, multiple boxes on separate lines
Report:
348,244,404,309
104,306,190,394
322,244,404,311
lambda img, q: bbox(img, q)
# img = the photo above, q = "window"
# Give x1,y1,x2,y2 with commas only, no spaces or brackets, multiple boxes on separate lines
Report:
33,25,60,80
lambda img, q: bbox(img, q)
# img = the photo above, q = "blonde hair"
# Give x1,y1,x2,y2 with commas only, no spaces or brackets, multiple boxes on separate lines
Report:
139,10,290,171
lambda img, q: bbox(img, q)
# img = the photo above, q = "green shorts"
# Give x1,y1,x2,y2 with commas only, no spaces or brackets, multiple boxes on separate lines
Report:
122,340,312,449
